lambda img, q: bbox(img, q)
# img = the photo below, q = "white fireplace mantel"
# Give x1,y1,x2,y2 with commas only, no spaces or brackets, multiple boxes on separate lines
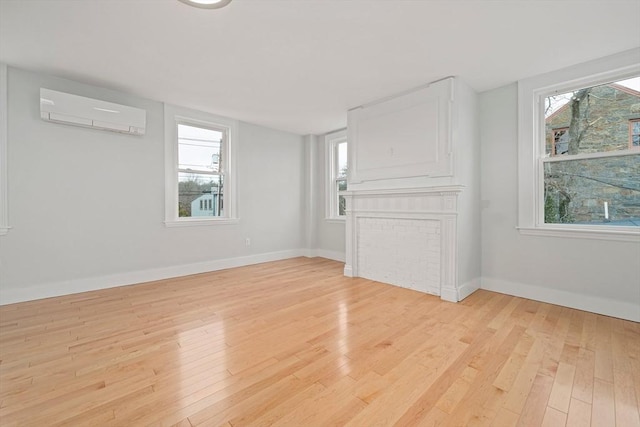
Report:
342,77,481,303
341,185,465,302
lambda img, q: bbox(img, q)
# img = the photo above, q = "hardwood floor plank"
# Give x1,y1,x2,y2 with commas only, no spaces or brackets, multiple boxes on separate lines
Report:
490,408,520,427
547,361,576,413
437,325,527,426
502,336,546,415
0,258,637,426
434,365,478,414
270,375,359,427
613,366,640,427
492,330,535,392
566,397,591,427
612,327,640,427
385,327,497,426
631,349,640,414
241,381,326,427
571,346,595,404
540,406,567,427
516,373,554,427
186,374,305,426
593,378,616,427
594,316,615,382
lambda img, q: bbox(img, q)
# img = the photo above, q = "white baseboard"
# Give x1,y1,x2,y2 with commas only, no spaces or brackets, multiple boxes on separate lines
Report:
0,249,308,306
481,277,640,322
440,288,458,302
343,265,353,277
310,249,345,263
457,278,481,301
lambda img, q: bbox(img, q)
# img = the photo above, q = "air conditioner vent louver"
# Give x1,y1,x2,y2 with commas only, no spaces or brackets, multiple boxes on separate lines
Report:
40,88,146,135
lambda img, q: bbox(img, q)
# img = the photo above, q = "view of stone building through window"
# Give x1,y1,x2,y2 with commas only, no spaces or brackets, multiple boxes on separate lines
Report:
337,141,347,216
543,77,640,225
177,124,224,217
631,119,640,147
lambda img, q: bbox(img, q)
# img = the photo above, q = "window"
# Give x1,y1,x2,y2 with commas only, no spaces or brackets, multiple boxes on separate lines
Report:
518,49,640,241
325,130,348,219
164,105,238,226
177,123,224,218
550,127,569,156
543,80,640,226
630,119,640,148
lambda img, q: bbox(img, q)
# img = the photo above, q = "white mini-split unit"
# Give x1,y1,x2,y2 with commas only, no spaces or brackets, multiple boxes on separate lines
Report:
40,88,146,135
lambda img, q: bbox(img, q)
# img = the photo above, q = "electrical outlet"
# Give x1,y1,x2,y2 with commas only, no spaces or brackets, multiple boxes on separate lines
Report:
245,238,251,246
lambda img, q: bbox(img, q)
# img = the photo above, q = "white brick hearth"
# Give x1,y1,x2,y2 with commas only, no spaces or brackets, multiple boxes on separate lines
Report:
342,186,463,302
356,217,441,295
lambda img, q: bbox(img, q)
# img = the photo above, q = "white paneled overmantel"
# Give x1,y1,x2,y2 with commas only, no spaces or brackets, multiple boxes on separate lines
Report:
348,77,454,186
342,186,463,301
344,76,481,303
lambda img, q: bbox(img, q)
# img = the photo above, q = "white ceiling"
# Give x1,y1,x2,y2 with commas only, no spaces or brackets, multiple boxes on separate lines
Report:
1,0,639,135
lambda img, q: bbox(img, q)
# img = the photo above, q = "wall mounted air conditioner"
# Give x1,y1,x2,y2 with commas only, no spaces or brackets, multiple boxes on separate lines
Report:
40,88,146,135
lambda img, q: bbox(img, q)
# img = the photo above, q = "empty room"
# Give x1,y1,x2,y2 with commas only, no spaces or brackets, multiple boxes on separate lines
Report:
0,0,639,426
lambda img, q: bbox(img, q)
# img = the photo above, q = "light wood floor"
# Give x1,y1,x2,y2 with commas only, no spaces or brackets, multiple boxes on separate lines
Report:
0,258,638,426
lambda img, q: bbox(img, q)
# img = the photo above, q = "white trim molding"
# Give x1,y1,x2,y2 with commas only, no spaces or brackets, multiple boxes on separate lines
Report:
482,277,640,322
0,249,310,305
304,249,346,263
0,63,9,236
517,225,639,242
164,218,239,227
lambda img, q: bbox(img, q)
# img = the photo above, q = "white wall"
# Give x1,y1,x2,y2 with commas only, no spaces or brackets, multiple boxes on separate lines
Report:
5,65,635,321
0,67,306,304
480,83,640,321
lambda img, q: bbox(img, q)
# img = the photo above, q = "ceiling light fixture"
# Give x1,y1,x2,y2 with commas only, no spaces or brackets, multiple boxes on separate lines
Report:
178,0,232,9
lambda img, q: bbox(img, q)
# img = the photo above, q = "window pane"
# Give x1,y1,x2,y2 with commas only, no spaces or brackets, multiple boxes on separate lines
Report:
178,172,224,217
337,179,347,216
337,142,348,178
544,76,640,156
178,124,223,173
544,154,640,226
632,120,640,147
551,128,569,156
338,196,346,216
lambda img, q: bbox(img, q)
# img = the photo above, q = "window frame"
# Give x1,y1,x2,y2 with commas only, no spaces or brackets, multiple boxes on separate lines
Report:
517,49,640,241
325,129,347,221
164,104,238,227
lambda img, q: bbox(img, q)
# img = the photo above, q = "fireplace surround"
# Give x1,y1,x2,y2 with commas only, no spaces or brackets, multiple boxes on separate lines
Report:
342,186,466,302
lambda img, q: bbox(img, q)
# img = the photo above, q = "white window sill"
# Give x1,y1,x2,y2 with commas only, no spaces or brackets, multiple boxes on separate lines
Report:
325,217,346,224
165,218,239,227
517,226,640,242
0,226,10,236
